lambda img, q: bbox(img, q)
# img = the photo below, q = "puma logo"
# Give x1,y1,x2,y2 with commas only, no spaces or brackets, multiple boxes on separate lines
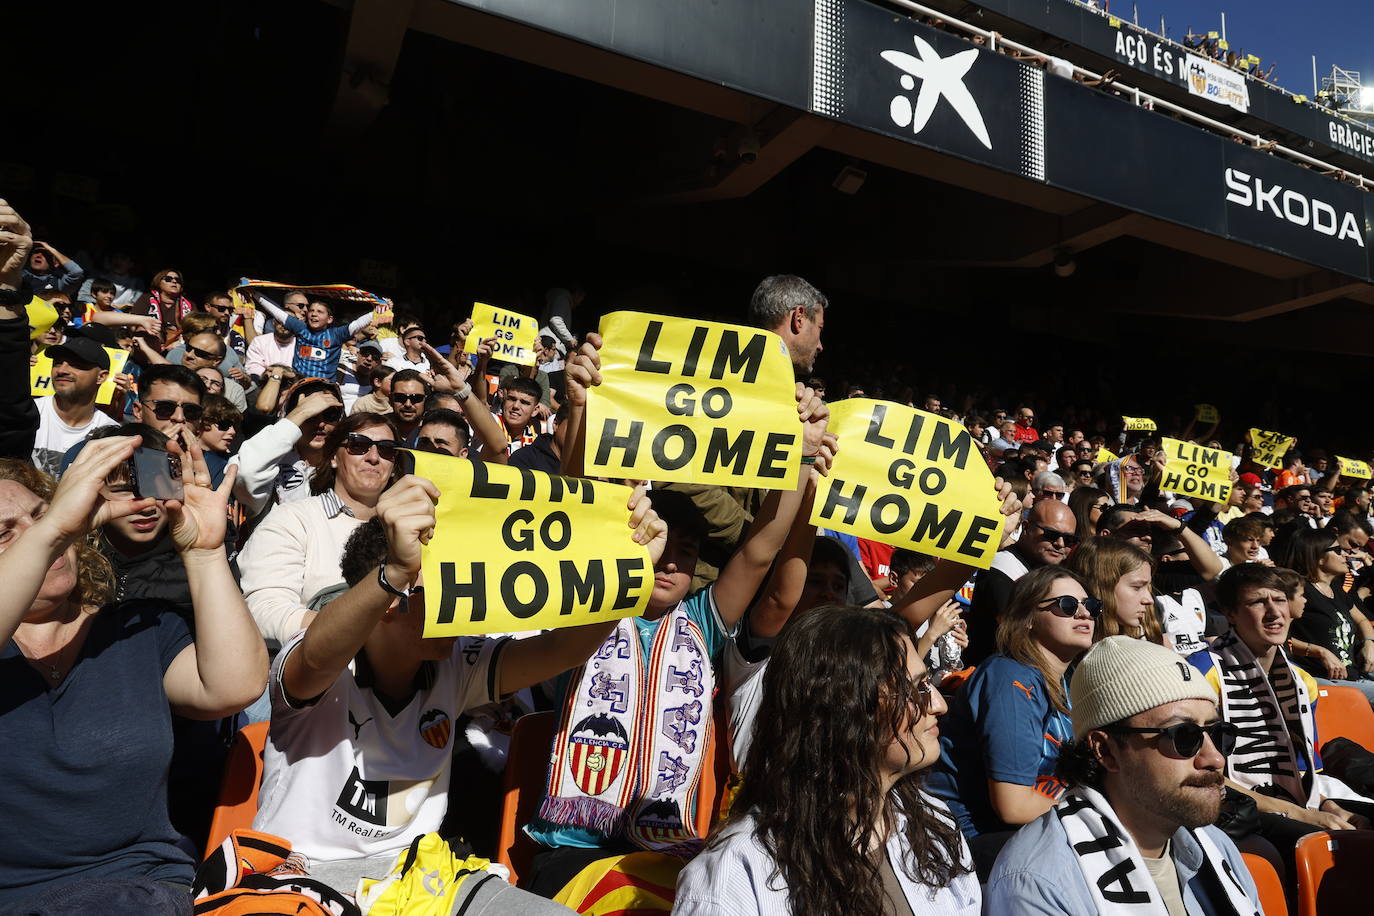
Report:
1012,680,1035,699
349,710,374,740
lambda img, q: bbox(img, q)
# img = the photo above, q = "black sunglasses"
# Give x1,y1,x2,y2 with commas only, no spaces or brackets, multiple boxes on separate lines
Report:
143,399,204,421
205,301,232,312
202,420,238,432
187,344,224,362
1031,522,1082,547
391,392,426,405
1107,721,1239,758
317,406,344,423
344,432,401,461
1037,595,1103,618
162,276,182,284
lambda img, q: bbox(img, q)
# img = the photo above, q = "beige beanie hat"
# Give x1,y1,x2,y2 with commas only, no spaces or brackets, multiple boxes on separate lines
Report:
1069,636,1218,740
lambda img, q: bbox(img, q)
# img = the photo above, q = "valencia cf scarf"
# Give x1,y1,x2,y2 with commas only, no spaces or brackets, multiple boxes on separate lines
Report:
1055,786,1259,916
1208,632,1314,807
540,603,713,855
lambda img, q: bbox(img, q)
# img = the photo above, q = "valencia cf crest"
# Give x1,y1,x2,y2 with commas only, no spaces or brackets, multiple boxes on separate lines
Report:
568,713,630,797
418,708,451,749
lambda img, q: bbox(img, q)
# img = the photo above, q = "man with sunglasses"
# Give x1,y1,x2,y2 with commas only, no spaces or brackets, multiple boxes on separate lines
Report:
1186,565,1374,861
202,291,251,357
232,379,346,518
385,321,431,373
387,369,430,445
987,636,1261,915
967,499,1079,665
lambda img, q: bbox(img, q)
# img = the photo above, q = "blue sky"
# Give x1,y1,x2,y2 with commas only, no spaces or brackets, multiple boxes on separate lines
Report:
1121,0,1374,98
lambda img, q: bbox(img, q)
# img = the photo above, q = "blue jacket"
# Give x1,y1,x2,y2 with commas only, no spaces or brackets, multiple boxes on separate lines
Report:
985,808,1259,916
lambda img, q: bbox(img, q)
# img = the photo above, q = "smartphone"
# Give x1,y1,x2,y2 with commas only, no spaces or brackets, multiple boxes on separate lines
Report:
129,448,184,501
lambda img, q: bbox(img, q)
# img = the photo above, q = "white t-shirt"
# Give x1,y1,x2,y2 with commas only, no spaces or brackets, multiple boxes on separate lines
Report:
252,632,507,868
385,352,430,373
1157,588,1209,657
31,397,117,477
722,641,767,773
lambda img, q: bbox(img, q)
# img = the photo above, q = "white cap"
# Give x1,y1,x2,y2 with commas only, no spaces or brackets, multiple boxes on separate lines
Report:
1069,636,1218,740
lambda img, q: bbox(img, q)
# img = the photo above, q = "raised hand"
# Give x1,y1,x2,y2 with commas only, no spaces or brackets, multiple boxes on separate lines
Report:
0,198,33,290
564,332,604,407
376,475,441,583
796,384,829,455
164,439,237,553
627,482,668,565
994,476,1023,550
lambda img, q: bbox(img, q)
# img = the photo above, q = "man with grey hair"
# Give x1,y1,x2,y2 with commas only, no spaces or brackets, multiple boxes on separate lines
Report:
1033,471,1068,504
986,636,1260,916
746,274,827,375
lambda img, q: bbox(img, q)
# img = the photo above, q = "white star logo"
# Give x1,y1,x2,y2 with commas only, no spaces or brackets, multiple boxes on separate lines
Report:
882,35,992,149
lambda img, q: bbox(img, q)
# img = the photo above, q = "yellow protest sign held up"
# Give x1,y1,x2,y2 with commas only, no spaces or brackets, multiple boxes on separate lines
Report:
32,346,130,406
1249,429,1294,470
411,452,652,638
1122,416,1157,431
464,302,539,366
1160,437,1233,503
811,400,1003,569
1097,447,1119,463
585,311,801,489
1337,456,1372,480
1194,404,1220,425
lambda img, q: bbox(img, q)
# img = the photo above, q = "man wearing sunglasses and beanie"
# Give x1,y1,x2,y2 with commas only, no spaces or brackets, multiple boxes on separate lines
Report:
967,499,1079,665
986,636,1263,916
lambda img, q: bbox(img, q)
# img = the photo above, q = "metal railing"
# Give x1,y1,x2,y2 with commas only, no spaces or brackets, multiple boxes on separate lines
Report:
883,0,1372,190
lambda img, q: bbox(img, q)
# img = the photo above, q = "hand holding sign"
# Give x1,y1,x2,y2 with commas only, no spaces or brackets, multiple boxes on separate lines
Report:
463,302,539,366
1160,437,1233,503
1337,456,1372,480
1249,429,1295,470
412,452,656,637
585,312,802,489
811,400,1003,569
376,475,441,592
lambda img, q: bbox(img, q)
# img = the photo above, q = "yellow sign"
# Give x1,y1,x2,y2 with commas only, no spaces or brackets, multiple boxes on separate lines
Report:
1122,416,1157,431
464,302,538,366
1097,447,1119,463
1194,403,1220,424
1337,456,1372,480
1160,437,1233,503
411,452,652,637
810,400,1002,569
32,346,130,405
584,312,801,489
26,296,57,340
1249,429,1294,470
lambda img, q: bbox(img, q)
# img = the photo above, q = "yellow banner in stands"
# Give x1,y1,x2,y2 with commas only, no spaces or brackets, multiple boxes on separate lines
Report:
411,452,652,637
1122,416,1157,431
1160,437,1233,503
1194,404,1220,424
584,311,801,489
1337,456,1372,480
810,399,1002,569
1097,447,1119,463
1249,429,1294,470
464,302,539,367
32,346,130,405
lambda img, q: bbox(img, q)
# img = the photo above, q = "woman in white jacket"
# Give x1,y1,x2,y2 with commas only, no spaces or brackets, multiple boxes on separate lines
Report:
673,605,980,916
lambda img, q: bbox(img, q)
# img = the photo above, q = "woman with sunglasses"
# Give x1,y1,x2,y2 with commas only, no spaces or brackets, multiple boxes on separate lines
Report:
1067,485,1107,542
238,412,401,645
675,606,980,916
926,566,1099,879
196,395,242,457
141,268,195,349
1279,526,1374,706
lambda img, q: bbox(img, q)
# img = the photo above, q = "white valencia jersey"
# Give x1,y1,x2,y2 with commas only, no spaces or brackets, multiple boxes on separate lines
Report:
253,632,506,865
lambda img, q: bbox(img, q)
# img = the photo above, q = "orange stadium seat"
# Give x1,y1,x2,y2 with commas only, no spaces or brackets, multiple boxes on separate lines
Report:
1314,685,1374,751
1294,829,1374,916
1241,852,1286,916
204,721,269,855
496,710,557,886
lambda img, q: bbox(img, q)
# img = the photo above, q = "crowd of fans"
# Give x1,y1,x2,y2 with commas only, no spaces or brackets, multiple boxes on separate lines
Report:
3,194,1374,916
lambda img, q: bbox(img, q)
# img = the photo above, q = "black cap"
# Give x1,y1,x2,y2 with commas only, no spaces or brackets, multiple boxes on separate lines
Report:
48,334,110,371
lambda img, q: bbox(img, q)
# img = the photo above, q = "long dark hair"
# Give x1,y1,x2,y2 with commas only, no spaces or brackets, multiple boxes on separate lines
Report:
722,606,970,916
1278,526,1336,582
996,566,1094,715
